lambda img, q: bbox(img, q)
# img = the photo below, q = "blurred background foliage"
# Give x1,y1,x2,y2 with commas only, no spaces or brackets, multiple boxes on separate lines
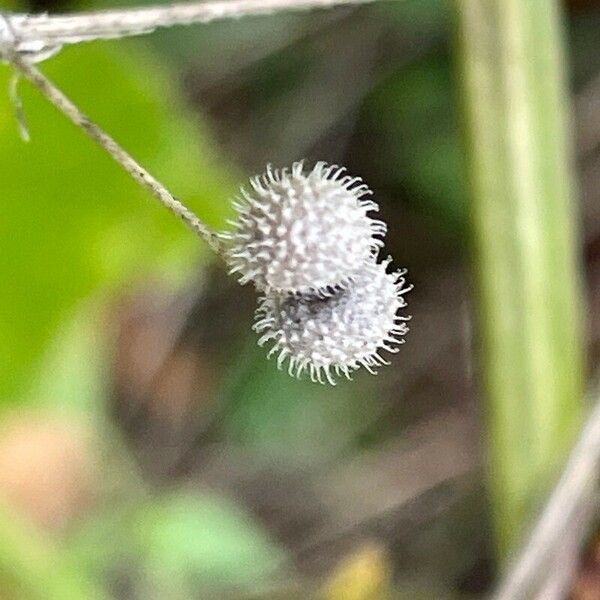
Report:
1,0,600,598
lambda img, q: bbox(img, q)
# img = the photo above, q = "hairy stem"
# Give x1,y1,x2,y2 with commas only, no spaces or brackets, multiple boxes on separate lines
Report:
3,0,378,57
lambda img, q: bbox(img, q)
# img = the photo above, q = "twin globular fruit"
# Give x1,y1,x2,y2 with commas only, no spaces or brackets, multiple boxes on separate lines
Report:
222,161,411,384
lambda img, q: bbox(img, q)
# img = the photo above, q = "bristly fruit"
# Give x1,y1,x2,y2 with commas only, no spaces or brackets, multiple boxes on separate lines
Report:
253,259,411,384
223,161,386,294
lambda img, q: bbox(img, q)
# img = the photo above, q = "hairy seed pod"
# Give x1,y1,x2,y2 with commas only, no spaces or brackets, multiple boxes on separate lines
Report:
253,259,411,384
223,161,386,294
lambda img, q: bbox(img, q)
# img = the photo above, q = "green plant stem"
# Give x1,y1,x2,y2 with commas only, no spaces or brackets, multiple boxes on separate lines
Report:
0,503,107,600
453,0,584,556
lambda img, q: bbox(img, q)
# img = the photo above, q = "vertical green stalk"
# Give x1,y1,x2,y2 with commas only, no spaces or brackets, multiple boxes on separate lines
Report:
454,0,584,555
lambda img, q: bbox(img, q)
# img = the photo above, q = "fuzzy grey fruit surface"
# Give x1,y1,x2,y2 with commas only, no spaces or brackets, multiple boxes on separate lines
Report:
223,162,386,294
254,260,411,384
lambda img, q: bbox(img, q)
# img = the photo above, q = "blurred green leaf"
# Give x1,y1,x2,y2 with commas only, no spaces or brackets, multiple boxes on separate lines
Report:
134,492,285,590
70,491,286,597
365,52,466,233
0,501,107,600
376,0,450,33
221,340,379,466
25,299,109,416
0,42,236,404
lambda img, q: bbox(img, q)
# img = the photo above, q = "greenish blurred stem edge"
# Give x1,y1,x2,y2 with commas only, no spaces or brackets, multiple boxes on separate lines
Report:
453,0,585,556
0,502,107,600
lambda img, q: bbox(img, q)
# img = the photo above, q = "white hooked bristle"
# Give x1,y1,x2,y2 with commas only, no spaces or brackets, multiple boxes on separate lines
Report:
253,259,412,384
223,161,386,294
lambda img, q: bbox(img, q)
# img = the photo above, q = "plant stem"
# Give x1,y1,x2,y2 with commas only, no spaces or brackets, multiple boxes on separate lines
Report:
3,0,378,57
454,0,584,556
3,48,224,256
492,384,600,599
